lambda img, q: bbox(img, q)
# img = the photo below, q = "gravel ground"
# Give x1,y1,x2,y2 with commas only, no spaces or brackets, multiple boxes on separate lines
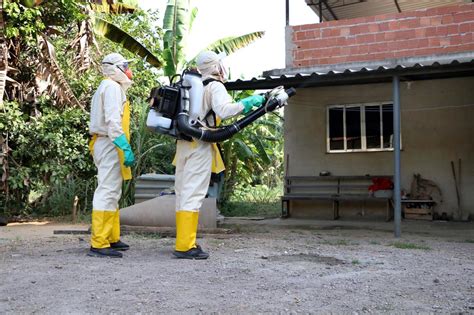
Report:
1,221,473,314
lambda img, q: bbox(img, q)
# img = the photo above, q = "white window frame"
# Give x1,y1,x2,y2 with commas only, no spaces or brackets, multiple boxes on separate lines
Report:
326,102,398,153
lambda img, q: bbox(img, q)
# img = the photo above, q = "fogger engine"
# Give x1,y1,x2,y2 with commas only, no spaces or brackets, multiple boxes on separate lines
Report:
146,70,296,142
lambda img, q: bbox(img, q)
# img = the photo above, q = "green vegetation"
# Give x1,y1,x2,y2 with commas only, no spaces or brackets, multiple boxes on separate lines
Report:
351,259,360,265
1,0,279,221
220,183,283,218
390,242,431,250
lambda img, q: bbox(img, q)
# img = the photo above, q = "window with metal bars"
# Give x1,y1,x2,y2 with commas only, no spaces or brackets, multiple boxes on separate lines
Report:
327,103,395,152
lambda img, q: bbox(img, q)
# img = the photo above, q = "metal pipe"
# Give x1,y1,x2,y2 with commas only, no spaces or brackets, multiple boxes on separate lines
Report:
319,0,323,23
177,88,296,143
393,75,401,238
286,0,289,26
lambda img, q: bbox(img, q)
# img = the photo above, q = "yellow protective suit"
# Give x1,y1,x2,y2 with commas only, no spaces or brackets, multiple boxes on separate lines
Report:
89,74,132,249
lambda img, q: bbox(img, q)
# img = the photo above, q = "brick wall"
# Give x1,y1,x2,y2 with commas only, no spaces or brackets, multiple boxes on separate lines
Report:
290,3,474,68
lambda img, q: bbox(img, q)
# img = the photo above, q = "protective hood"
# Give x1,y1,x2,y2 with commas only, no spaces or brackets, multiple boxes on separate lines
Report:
101,53,133,91
196,51,228,82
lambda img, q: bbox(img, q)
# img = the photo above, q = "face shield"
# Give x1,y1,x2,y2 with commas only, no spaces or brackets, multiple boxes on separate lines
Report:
196,51,227,81
103,60,133,80
217,59,228,82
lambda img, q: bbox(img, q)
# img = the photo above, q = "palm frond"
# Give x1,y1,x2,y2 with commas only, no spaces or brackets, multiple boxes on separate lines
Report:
189,31,265,64
94,17,162,68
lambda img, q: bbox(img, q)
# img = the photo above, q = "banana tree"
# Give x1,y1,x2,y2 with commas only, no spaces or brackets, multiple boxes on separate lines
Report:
220,96,285,203
1,0,163,108
162,0,265,80
69,0,163,75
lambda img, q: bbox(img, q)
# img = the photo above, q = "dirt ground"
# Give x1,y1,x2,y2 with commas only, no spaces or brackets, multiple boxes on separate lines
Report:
1,219,473,314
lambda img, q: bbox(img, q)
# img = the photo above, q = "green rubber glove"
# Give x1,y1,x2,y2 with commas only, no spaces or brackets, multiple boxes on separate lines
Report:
240,94,266,114
113,134,135,167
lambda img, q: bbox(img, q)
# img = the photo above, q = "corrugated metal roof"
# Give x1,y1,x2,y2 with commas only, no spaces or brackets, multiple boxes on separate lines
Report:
225,52,474,91
305,0,468,22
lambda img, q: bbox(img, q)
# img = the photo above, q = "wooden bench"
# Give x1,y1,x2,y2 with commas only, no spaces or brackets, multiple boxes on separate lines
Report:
281,175,393,220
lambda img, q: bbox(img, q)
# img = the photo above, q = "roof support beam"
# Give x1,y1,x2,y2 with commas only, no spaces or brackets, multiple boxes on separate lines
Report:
322,0,338,20
319,0,323,23
392,75,402,238
394,0,402,13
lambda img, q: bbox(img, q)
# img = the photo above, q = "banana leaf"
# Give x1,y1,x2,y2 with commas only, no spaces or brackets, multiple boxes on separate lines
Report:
37,35,83,109
90,0,137,14
249,134,271,165
94,17,162,68
162,0,190,76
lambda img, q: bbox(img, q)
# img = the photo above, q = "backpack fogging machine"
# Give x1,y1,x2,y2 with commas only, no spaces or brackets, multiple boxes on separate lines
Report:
146,69,296,142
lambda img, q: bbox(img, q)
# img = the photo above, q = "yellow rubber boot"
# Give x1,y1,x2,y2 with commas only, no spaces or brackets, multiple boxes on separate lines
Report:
109,209,120,244
174,210,209,259
90,210,115,249
175,210,198,251
106,209,129,251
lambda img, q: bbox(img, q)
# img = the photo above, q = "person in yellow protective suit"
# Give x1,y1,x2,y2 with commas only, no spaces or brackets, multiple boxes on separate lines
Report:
88,53,135,258
173,51,265,259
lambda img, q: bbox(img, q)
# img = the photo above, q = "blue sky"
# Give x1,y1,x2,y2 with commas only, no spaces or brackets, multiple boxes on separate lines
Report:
140,0,317,78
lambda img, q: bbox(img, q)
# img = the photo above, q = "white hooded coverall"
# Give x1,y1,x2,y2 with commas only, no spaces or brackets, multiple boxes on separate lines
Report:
174,70,244,252
89,54,132,249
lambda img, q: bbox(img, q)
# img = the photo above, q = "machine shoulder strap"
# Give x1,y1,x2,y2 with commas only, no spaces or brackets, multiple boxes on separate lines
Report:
202,78,223,127
202,78,222,86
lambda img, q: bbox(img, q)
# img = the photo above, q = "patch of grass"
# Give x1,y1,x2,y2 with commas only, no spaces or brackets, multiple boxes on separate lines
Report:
369,240,380,245
464,239,474,243
220,201,280,218
390,242,431,250
351,259,360,265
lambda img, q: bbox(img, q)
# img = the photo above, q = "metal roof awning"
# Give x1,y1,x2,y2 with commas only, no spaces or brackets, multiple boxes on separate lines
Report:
225,52,474,91
305,0,468,22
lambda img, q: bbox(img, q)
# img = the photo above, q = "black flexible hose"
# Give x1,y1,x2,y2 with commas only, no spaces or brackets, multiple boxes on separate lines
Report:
177,88,296,143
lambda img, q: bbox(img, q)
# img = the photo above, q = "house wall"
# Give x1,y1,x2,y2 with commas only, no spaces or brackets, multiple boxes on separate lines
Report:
285,76,474,220
288,3,474,67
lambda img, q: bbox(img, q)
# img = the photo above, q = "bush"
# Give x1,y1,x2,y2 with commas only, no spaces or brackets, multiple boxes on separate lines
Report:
219,201,280,218
219,183,282,218
38,176,96,218
0,100,95,217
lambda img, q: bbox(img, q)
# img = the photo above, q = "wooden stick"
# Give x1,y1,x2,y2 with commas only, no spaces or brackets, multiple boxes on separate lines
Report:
72,196,79,224
451,161,461,218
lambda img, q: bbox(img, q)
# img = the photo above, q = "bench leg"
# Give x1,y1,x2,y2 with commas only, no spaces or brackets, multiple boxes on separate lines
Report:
333,200,340,220
386,199,393,222
282,200,290,218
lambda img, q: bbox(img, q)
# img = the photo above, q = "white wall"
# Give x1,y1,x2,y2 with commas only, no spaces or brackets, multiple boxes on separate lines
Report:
285,76,474,219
